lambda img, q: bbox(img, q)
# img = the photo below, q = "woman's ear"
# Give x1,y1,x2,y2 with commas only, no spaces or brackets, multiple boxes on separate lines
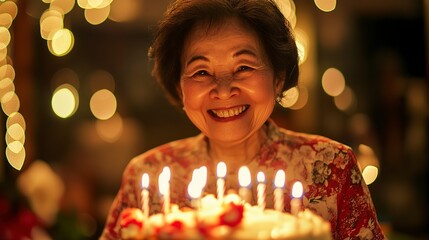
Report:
275,71,286,94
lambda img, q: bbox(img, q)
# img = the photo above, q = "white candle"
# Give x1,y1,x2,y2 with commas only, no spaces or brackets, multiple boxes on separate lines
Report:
216,162,227,202
238,166,252,203
256,171,266,210
158,166,171,215
274,169,285,212
291,181,303,215
141,173,150,218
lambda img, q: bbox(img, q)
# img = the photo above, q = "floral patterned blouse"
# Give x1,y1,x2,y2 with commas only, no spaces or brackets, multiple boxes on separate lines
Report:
100,120,386,240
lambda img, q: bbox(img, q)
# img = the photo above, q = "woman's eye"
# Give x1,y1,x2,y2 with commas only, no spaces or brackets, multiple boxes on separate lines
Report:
193,70,209,77
237,66,252,72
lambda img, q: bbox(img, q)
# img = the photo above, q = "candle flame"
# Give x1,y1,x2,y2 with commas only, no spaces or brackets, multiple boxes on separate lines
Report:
274,170,285,188
292,181,303,198
142,173,149,189
238,166,251,187
257,171,265,183
188,181,202,199
199,166,207,187
158,166,170,195
217,162,227,178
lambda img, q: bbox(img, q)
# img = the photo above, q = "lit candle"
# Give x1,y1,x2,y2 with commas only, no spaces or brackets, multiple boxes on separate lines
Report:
216,162,227,202
238,166,252,203
141,173,150,218
274,169,285,212
158,166,171,215
187,166,207,209
291,181,303,215
256,171,266,210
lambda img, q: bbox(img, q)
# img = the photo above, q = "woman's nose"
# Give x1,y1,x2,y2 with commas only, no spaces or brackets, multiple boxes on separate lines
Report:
209,75,239,100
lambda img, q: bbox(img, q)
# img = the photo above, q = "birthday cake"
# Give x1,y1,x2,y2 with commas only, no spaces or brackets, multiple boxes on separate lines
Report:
119,193,332,240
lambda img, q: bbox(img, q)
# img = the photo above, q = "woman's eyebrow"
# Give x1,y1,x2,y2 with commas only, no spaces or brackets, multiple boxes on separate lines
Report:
233,49,258,58
186,55,209,67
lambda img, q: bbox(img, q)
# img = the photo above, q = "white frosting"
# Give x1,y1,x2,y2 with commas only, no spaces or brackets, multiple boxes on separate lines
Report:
121,194,332,240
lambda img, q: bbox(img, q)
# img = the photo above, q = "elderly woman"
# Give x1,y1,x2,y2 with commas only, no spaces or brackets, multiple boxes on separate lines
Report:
100,0,386,239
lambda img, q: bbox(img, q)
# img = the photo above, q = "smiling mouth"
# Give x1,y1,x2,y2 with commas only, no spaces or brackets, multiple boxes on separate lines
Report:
209,105,249,118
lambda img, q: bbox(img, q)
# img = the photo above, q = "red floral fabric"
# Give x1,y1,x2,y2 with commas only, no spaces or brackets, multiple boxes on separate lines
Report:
100,120,386,239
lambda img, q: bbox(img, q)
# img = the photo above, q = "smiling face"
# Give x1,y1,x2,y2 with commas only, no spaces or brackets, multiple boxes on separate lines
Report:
180,18,282,145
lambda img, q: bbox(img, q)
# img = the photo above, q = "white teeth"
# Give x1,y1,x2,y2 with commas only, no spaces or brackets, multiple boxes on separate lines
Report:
211,106,247,118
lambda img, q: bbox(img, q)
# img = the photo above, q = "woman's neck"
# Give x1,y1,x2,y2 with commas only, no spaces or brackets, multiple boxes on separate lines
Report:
207,125,268,174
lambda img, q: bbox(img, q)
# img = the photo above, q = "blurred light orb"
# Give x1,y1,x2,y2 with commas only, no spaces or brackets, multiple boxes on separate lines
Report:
95,113,123,143
334,86,356,112
0,1,18,20
0,63,15,80
48,28,74,56
109,0,139,23
90,89,117,120
322,67,345,97
0,13,13,28
294,28,309,64
84,5,110,25
50,0,75,15
7,123,25,141
51,84,79,118
0,77,14,98
0,26,11,49
290,85,309,110
314,0,336,12
279,87,299,108
7,111,26,130
6,143,25,170
362,165,378,185
1,91,20,116
40,10,64,40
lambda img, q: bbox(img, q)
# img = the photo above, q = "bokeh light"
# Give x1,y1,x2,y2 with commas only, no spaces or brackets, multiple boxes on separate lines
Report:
51,84,79,118
48,28,74,56
50,0,75,15
334,86,356,112
90,89,117,120
108,0,139,23
84,5,110,25
1,91,20,116
362,165,379,185
40,9,64,40
0,26,11,49
321,67,345,97
0,1,18,21
314,0,336,12
95,113,123,143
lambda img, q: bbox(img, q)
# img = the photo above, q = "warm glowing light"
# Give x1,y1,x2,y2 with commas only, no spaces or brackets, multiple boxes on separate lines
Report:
0,1,18,21
39,9,64,40
51,84,79,118
7,123,25,141
6,144,25,170
84,5,110,25
314,0,336,12
274,0,296,28
50,0,75,15
238,166,251,187
279,87,299,108
1,91,20,116
334,86,356,112
295,28,309,64
292,181,303,198
7,112,26,131
0,78,14,98
48,28,74,56
290,85,309,110
158,166,171,195
0,13,13,29
108,0,140,22
0,47,7,61
188,180,202,199
362,165,378,185
141,173,149,189
257,171,265,183
90,89,117,120
217,162,227,178
274,170,286,188
0,63,15,80
0,26,11,49
95,113,123,143
322,67,345,97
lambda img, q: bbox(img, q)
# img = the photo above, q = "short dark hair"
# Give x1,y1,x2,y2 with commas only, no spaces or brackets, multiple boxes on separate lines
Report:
149,0,299,106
